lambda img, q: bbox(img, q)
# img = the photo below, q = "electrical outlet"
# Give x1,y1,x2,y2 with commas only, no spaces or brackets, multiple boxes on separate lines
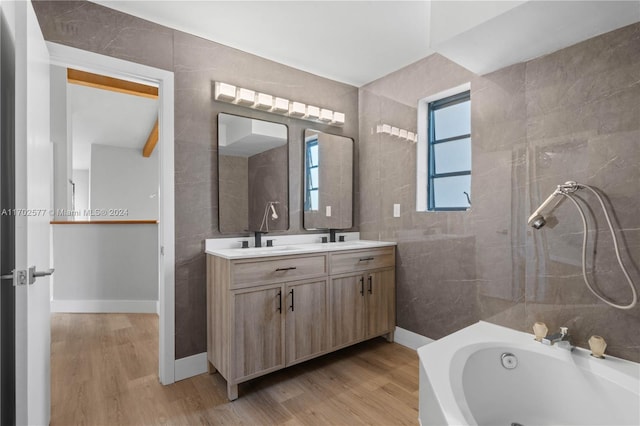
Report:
326,206,332,217
393,204,400,217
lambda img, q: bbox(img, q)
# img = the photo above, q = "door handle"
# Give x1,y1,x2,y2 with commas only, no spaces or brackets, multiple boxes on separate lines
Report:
359,277,364,296
289,289,294,312
276,290,282,313
368,276,373,294
29,266,55,285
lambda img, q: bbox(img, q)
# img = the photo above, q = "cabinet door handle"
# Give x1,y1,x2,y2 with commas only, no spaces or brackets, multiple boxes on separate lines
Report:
358,257,374,262
368,275,373,294
359,277,364,296
276,290,282,313
289,289,294,311
275,266,297,271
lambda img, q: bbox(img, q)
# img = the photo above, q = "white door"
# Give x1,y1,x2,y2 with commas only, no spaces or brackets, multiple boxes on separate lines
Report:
13,1,52,425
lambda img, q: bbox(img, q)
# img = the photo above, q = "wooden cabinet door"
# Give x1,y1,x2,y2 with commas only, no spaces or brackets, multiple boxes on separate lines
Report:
330,274,366,349
232,284,285,380
366,268,396,338
285,279,328,365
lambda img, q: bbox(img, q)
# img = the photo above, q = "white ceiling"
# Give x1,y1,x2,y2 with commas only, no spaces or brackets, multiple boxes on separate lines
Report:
432,1,640,75
92,1,639,86
68,80,159,169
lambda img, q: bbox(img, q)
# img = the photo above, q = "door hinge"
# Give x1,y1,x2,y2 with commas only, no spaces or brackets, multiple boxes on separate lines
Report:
160,246,165,256
1,270,28,286
17,270,27,285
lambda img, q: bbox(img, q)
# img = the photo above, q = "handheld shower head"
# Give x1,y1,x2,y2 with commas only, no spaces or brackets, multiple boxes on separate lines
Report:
270,203,278,220
529,215,546,229
527,181,578,229
527,191,560,229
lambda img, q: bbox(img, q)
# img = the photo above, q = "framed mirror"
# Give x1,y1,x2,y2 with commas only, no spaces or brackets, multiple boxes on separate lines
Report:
303,129,353,230
218,113,289,233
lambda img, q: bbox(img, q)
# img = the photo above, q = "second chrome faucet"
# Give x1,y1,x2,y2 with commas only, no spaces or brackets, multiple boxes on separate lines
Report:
541,326,574,351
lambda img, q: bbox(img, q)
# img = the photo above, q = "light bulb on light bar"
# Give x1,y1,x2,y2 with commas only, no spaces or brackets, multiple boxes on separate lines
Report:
256,93,273,110
273,97,289,113
307,105,320,119
332,112,345,125
236,88,255,105
215,82,236,101
376,123,416,141
290,101,306,117
320,108,333,121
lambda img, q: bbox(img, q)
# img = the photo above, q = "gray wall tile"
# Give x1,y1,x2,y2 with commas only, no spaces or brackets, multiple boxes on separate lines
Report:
360,23,640,361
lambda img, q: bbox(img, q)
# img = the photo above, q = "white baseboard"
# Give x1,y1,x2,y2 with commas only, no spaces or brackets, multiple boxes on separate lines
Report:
51,299,159,314
394,327,434,350
175,352,208,382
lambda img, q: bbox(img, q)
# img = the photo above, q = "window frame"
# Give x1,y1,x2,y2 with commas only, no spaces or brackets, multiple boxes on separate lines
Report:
426,90,471,211
304,137,319,211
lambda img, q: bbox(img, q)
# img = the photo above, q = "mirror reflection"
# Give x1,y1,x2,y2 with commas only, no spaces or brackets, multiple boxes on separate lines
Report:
303,129,353,230
218,113,289,233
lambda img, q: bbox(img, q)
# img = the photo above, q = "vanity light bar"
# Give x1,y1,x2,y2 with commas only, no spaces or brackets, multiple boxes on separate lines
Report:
214,81,345,126
376,123,417,142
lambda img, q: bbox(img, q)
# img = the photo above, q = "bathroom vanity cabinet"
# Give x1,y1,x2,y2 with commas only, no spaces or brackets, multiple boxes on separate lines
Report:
206,245,395,400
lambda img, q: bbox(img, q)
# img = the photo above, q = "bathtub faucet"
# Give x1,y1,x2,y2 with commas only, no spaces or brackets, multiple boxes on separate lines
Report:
541,327,574,351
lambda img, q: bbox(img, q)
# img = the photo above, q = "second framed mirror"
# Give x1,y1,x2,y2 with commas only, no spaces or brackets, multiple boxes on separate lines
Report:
303,129,353,230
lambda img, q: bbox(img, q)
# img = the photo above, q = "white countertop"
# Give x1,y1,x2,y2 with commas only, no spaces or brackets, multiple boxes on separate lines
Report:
205,239,396,259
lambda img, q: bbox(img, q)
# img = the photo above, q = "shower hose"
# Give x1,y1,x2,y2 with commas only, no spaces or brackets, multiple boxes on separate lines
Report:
561,184,637,310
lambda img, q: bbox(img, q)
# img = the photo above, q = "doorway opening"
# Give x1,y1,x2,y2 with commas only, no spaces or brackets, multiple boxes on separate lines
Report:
47,42,175,385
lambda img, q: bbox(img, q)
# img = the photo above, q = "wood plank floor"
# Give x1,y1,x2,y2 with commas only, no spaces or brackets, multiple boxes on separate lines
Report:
51,313,419,425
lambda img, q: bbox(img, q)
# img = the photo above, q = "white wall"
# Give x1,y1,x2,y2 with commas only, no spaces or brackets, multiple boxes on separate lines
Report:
50,64,72,218
51,223,158,313
90,144,158,220
71,169,89,218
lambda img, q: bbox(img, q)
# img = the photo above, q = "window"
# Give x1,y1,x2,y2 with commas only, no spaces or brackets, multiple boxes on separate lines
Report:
427,90,471,211
304,137,319,211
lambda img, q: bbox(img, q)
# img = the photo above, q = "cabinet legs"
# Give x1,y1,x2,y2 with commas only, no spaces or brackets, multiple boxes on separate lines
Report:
384,331,395,343
227,383,238,401
207,360,237,400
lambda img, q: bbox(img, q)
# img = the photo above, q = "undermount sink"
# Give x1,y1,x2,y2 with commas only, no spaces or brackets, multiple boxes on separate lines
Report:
240,245,299,254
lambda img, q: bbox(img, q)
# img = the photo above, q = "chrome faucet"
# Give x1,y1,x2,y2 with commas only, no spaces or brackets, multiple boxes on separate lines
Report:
541,327,574,350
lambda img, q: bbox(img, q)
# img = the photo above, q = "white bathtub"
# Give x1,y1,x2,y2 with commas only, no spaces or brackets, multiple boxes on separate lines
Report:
417,321,640,426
